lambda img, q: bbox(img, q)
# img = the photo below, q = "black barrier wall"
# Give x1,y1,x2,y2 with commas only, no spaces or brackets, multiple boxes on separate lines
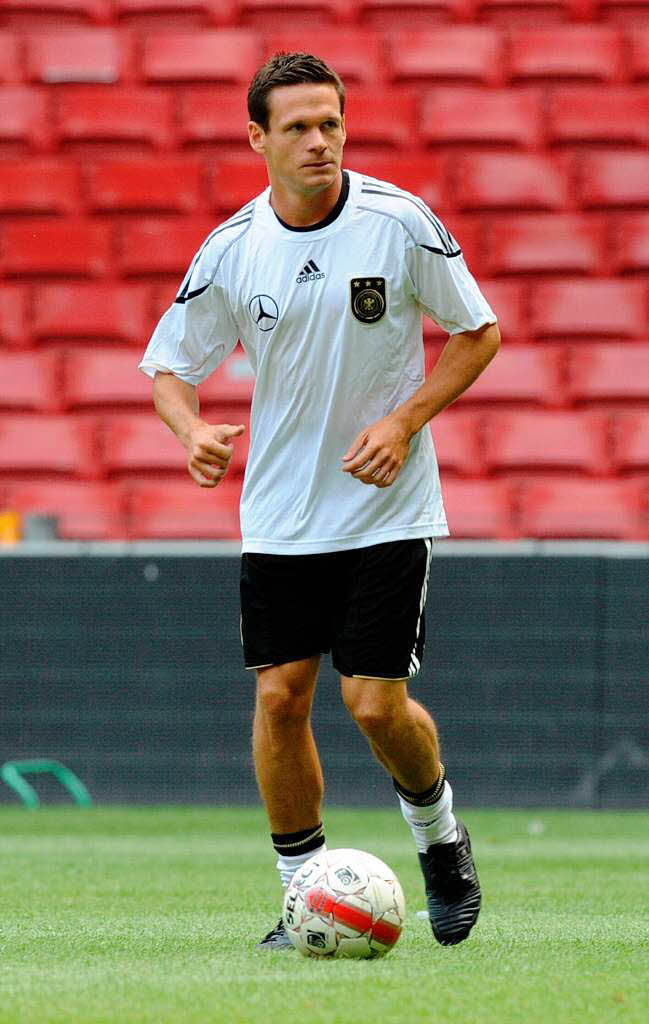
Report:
1,552,648,808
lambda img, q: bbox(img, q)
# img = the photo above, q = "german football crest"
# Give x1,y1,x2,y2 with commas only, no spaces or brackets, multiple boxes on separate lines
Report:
350,278,386,324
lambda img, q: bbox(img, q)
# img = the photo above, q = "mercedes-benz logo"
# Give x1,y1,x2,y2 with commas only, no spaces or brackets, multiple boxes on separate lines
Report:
249,294,279,332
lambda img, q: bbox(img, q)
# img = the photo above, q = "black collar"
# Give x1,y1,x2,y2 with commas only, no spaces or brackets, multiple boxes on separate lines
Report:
273,171,350,233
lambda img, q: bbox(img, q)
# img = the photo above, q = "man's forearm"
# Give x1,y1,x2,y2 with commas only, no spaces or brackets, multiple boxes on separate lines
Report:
153,371,202,449
397,321,501,439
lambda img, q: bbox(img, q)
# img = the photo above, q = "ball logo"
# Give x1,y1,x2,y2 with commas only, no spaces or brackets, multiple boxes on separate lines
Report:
350,277,386,324
249,294,279,332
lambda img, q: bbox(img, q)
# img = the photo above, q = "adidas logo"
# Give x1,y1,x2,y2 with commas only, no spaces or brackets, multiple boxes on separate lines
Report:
296,259,325,284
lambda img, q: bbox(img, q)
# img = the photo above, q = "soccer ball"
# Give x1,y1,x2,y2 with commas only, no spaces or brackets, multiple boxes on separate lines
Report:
282,848,405,959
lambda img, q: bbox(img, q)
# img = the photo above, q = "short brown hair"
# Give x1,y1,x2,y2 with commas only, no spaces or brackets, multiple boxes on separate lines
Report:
247,52,345,131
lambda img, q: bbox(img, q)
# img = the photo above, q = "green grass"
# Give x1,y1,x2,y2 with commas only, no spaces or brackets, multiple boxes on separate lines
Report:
0,807,647,1024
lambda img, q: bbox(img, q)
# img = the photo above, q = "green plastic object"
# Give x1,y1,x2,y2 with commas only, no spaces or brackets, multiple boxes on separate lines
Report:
1,759,92,809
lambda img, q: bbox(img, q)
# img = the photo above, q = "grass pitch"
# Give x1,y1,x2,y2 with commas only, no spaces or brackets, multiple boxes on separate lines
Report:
0,806,647,1024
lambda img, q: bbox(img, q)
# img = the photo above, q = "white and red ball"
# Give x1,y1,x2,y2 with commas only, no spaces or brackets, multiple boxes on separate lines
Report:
282,848,405,959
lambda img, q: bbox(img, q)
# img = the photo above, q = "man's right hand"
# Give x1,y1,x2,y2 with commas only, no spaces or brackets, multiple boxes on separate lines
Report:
186,422,246,488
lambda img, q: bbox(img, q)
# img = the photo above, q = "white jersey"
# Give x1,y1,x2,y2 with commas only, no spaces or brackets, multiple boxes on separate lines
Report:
139,169,496,554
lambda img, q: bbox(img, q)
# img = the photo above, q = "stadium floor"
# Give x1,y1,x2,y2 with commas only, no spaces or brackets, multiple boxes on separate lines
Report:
0,806,646,1024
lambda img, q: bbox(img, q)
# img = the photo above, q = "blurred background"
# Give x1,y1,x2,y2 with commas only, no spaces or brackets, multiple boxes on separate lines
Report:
0,1,647,810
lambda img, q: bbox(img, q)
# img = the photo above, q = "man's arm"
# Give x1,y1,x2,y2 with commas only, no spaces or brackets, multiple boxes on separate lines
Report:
342,321,500,488
153,371,245,488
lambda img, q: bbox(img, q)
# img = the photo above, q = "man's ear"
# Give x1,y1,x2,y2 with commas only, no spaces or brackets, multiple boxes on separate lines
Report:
248,121,265,155
340,114,346,145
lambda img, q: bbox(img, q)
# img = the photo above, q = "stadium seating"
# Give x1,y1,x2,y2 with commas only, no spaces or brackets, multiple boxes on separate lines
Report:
0,86,50,148
517,478,644,539
5,480,125,539
0,350,61,412
507,28,624,82
178,87,250,145
198,347,256,405
429,412,481,476
142,30,260,82
26,30,124,83
455,153,568,210
475,0,592,24
0,1,111,25
0,160,79,213
420,88,543,148
358,0,473,28
566,343,649,403
529,279,647,339
0,413,97,477
115,0,236,25
1,220,112,277
62,349,152,409
88,158,203,212
456,345,564,406
237,0,352,29
615,213,649,272
263,33,383,84
628,29,649,80
125,478,241,538
578,152,649,208
483,410,610,474
613,412,649,473
547,87,649,146
118,217,216,275
388,29,502,85
31,283,152,344
441,479,514,537
345,155,445,209
55,86,175,147
0,33,21,82
0,286,28,347
343,89,418,147
208,156,269,212
484,215,607,275
475,281,528,343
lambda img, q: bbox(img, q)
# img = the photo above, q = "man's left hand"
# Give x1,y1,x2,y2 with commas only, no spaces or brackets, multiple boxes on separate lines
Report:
342,415,411,488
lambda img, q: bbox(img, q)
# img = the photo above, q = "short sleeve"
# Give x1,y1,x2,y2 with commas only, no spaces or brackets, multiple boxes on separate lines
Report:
139,238,240,386
405,211,497,335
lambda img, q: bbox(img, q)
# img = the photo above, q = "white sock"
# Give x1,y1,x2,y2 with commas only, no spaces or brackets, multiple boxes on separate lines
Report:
276,842,326,889
398,780,458,852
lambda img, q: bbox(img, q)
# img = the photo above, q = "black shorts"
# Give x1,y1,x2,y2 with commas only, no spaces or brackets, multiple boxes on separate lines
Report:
240,538,433,679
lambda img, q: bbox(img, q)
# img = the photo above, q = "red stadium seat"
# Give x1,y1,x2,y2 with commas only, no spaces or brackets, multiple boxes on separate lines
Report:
55,87,175,147
578,152,649,208
616,213,649,272
484,215,607,276
198,347,255,405
0,161,79,214
119,217,217,275
420,88,543,149
0,87,50,148
508,28,624,82
429,412,481,476
343,89,417,147
1,220,111,277
0,285,28,347
567,342,649,402
115,0,236,25
455,153,568,211
477,280,528,343
178,87,249,145
103,410,250,476
142,30,261,83
441,479,514,538
208,157,268,212
345,155,445,210
0,414,97,477
0,1,110,25
596,0,649,24
358,0,473,28
388,29,503,85
0,351,61,412
613,412,649,472
6,480,125,539
64,349,153,409
476,0,591,25
456,345,564,406
126,478,241,539
530,279,647,339
237,0,352,28
27,30,124,83
518,477,643,539
483,410,610,474
0,33,21,82
88,158,202,212
32,283,152,345
263,33,383,84
547,87,649,146
628,29,649,80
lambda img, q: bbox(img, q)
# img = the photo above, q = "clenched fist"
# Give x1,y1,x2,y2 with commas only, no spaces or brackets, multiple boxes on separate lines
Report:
186,422,246,488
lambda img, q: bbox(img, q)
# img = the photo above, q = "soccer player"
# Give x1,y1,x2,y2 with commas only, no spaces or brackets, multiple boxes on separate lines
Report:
139,53,500,950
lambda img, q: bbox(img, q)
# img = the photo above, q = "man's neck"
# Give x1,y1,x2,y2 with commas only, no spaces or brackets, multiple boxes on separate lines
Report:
269,172,343,228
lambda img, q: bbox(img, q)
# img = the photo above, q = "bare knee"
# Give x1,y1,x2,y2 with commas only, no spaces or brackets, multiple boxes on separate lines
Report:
343,690,399,741
256,661,317,727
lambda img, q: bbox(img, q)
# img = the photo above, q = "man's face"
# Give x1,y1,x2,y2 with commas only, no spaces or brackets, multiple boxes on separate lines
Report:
248,82,346,196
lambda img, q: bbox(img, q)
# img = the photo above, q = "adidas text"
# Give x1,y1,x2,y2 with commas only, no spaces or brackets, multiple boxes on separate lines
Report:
296,259,325,284
296,271,326,284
